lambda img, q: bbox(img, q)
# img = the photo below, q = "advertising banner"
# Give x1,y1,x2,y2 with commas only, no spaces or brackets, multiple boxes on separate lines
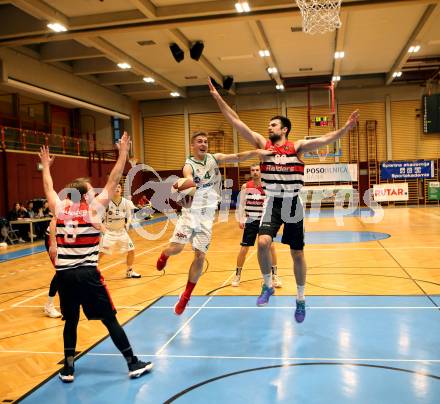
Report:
373,183,409,202
304,164,358,183
380,161,434,180
428,182,440,201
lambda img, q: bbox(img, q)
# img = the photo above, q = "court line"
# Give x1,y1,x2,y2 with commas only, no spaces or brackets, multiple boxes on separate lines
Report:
1,349,439,363
206,246,440,253
143,354,440,363
155,249,258,356
11,290,48,307
305,246,440,251
133,306,440,310
13,305,440,310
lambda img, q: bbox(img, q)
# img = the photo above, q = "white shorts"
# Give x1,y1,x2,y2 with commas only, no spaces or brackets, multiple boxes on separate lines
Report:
99,230,134,254
170,209,215,253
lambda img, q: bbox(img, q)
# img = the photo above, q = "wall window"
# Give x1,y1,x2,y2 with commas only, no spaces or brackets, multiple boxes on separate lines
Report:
112,117,122,142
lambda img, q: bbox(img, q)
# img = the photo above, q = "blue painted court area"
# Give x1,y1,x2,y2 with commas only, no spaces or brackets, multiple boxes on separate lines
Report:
21,295,440,403
0,244,45,262
304,207,376,218
275,231,390,244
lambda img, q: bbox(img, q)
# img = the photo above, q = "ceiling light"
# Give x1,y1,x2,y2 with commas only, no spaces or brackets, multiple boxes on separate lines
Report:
276,84,285,91
117,62,131,69
235,2,250,12
47,23,67,32
408,45,421,53
392,71,402,78
334,51,345,59
170,92,180,97
267,67,278,74
143,77,155,83
332,75,341,82
259,50,270,57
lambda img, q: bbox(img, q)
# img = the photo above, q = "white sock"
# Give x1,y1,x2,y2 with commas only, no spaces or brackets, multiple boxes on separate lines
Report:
297,285,305,301
127,267,132,272
263,273,273,288
271,265,277,275
236,267,242,276
47,296,54,305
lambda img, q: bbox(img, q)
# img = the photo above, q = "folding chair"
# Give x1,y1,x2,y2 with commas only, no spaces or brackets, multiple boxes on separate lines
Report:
0,218,20,244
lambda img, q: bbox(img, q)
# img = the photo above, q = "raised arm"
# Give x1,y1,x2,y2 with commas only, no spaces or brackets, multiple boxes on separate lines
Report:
297,110,359,153
214,149,272,164
208,78,266,148
38,146,60,213
94,132,131,209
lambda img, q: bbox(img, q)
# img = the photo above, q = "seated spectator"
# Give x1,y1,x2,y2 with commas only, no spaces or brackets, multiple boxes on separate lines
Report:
8,202,29,221
36,201,52,218
136,195,153,220
42,201,51,216
7,202,29,242
26,201,36,218
137,195,149,207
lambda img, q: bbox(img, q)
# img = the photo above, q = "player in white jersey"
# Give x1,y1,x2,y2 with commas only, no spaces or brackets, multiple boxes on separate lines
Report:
99,184,140,278
209,78,359,322
156,131,271,315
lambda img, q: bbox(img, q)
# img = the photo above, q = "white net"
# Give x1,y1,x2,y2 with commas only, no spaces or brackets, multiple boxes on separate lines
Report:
296,0,342,35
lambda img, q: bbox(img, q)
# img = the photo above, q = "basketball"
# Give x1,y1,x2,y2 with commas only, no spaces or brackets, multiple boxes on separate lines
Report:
172,178,197,197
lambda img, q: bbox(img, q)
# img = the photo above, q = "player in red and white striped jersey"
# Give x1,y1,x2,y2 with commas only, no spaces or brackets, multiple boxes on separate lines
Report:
39,132,153,383
210,78,359,322
233,164,279,287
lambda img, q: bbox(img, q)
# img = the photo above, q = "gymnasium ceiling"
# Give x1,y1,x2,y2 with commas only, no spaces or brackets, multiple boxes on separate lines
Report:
0,0,439,101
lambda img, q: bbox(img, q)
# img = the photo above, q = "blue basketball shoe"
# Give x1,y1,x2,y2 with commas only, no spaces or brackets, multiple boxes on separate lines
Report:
256,284,274,306
295,300,306,323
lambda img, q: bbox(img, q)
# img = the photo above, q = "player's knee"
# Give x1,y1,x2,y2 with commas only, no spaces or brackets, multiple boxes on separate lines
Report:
291,250,304,259
194,249,205,262
258,236,271,251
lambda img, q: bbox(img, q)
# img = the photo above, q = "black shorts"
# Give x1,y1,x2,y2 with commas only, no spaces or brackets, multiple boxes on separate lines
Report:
240,221,260,246
258,196,305,250
56,266,116,321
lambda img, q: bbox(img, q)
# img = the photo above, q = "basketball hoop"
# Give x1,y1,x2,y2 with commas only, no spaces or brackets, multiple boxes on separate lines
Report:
296,0,342,35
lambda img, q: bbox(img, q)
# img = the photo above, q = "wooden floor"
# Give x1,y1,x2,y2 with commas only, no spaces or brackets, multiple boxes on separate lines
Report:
0,207,439,402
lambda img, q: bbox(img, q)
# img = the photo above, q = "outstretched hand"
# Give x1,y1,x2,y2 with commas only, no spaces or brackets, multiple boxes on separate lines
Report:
345,109,360,130
208,77,221,100
38,145,55,168
116,131,131,156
